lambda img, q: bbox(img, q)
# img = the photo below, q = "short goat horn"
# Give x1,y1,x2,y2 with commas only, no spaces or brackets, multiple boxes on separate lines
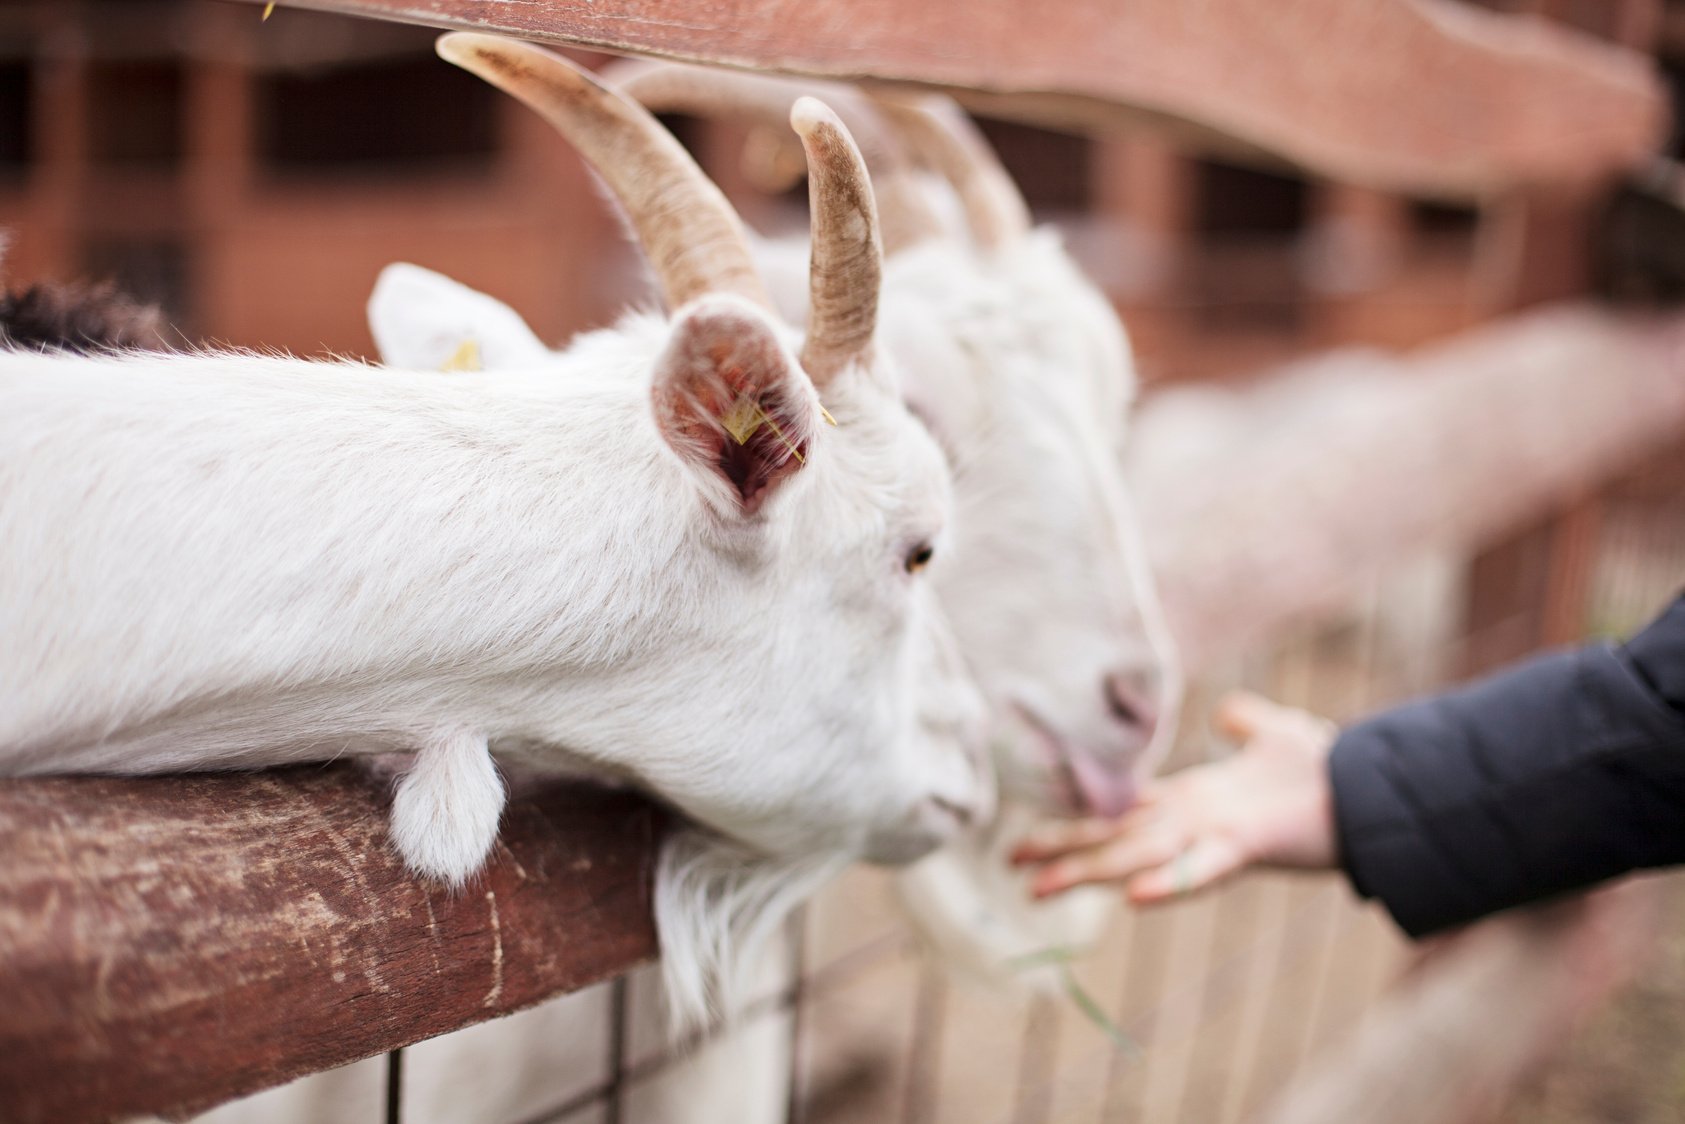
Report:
792,97,882,386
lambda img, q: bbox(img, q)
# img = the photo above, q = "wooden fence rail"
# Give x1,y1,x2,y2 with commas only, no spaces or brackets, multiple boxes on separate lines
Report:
5,303,1685,1122
1134,305,1685,670
0,773,660,1123
237,0,1666,197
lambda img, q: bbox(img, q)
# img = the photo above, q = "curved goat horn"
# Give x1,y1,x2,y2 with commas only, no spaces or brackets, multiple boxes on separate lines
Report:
437,33,769,313
871,93,1031,250
792,97,881,386
605,58,944,256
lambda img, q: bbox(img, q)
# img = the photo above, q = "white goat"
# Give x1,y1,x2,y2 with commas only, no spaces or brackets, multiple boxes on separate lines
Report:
194,60,1176,1124
859,110,1182,977
385,63,1177,834
0,34,991,1038
378,64,1180,972
624,76,1183,976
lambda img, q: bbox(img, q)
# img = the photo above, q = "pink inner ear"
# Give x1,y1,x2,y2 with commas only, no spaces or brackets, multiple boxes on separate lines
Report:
652,309,816,515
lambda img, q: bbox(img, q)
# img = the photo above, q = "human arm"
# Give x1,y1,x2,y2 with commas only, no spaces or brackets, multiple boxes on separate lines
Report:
1329,592,1685,936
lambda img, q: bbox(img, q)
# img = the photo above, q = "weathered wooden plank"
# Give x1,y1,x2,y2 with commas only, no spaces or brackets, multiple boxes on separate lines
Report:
235,0,1666,196
0,768,661,1124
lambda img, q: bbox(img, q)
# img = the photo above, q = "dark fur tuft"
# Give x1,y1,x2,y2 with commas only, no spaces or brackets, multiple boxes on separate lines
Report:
0,281,170,354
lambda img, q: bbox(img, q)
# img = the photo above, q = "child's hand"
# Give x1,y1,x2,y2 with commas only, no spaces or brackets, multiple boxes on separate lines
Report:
1011,691,1339,904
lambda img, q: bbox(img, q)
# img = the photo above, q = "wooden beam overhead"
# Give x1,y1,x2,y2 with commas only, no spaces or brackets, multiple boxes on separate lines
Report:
236,0,1667,197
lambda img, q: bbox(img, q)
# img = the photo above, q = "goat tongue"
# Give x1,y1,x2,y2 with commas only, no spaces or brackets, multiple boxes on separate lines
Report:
1064,752,1139,819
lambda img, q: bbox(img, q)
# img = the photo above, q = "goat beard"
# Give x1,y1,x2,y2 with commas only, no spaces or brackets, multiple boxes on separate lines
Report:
654,827,846,1038
892,803,1114,989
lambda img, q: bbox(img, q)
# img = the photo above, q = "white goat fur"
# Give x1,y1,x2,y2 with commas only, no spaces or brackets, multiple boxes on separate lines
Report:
191,100,1180,1124
294,231,1170,1124
378,233,1175,840
880,231,1179,966
0,294,987,1032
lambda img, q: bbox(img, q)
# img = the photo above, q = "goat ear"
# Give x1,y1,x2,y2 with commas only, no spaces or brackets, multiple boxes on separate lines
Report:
652,295,820,516
368,263,550,371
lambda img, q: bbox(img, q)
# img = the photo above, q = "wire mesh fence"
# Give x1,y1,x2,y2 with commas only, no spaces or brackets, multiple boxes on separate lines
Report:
186,440,1683,1124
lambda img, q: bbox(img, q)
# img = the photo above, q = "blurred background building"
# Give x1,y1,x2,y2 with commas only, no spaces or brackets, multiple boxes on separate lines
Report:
13,0,1682,379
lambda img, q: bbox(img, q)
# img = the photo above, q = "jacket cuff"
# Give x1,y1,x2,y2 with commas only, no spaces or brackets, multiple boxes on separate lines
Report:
1329,719,1492,937
1624,592,1685,717
1329,641,1685,939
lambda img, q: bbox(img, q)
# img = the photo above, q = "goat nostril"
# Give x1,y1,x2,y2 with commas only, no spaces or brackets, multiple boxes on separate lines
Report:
929,795,974,827
1104,670,1160,731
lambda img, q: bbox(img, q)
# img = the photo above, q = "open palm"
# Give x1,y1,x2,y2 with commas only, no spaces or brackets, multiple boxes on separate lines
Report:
1013,691,1339,903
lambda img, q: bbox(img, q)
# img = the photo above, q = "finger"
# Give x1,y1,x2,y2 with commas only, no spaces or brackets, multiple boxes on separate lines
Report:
1011,800,1163,865
1213,690,1294,742
1011,817,1122,864
1029,829,1184,898
1124,836,1246,905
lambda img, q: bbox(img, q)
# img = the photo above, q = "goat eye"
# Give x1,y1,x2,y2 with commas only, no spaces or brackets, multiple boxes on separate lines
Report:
905,542,935,574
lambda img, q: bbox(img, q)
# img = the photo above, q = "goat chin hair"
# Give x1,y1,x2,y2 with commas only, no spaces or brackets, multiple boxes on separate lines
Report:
654,827,846,1038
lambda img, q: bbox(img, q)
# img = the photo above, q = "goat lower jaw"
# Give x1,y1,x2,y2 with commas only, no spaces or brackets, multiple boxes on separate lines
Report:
1002,701,1140,820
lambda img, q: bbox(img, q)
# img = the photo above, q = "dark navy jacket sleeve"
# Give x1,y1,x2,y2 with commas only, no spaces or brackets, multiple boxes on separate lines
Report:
1329,592,1685,937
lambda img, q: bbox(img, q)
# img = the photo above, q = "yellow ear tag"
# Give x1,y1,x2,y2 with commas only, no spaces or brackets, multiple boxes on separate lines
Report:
721,395,805,464
721,395,764,445
439,337,482,373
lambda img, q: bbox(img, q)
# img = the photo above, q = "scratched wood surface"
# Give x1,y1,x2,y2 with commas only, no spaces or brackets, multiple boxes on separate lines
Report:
234,0,1665,197
0,767,661,1124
